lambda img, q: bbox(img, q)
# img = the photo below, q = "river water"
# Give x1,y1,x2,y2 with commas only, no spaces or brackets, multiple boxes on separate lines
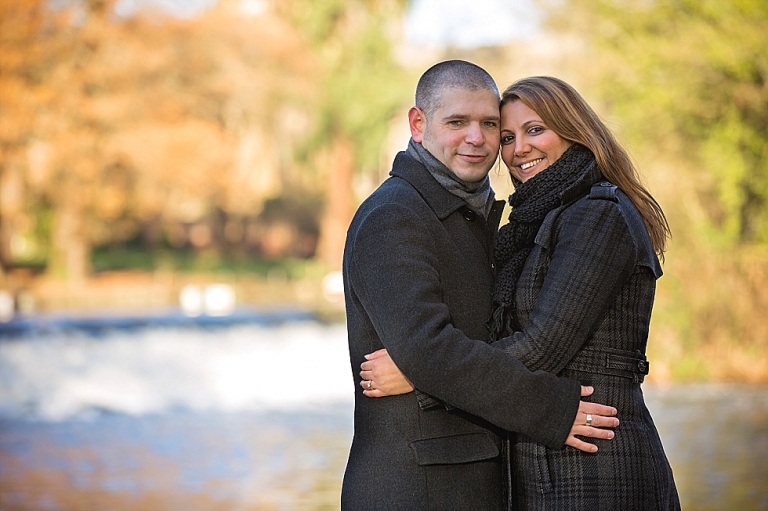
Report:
1,317,766,510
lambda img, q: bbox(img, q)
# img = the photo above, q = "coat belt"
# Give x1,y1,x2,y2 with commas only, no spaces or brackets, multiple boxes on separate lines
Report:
564,347,649,383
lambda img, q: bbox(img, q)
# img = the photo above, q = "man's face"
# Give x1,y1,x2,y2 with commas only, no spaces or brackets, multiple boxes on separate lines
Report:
409,87,501,183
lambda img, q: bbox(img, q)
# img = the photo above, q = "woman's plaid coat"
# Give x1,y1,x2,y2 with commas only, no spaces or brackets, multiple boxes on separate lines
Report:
495,167,681,510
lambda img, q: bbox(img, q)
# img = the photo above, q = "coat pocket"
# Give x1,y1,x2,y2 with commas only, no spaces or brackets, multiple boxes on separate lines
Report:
409,432,500,466
513,437,553,495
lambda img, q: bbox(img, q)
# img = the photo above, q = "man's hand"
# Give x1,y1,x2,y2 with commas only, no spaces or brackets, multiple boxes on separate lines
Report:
565,386,620,453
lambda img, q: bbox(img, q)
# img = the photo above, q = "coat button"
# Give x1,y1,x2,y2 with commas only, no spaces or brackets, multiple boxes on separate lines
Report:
462,209,476,221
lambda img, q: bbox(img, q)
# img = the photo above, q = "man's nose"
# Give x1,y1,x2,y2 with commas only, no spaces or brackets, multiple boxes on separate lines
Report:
465,123,484,145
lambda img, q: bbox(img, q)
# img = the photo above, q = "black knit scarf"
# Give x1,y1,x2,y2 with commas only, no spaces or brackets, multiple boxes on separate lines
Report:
488,143,596,341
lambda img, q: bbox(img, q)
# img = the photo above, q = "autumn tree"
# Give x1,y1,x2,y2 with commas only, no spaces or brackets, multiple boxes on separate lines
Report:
1,0,164,281
0,0,60,278
1,0,412,283
0,0,317,280
105,1,315,257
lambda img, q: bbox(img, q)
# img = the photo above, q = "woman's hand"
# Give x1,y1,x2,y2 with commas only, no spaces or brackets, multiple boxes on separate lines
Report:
359,349,415,397
565,386,620,453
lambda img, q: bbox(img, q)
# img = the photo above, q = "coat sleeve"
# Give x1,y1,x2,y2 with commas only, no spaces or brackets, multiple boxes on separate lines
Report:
492,198,639,374
347,201,580,448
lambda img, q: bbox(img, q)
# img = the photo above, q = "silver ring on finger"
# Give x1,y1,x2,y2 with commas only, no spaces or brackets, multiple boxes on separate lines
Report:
585,413,593,426
366,380,372,390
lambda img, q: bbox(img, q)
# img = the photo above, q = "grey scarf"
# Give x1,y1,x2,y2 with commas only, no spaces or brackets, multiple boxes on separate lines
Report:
407,138,494,217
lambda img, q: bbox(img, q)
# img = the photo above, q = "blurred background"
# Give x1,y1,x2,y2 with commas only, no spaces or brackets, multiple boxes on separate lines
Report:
0,0,766,509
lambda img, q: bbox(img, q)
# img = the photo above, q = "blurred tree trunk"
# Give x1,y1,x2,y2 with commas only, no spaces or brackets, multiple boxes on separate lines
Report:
49,203,90,281
0,163,23,272
0,211,12,277
317,135,355,270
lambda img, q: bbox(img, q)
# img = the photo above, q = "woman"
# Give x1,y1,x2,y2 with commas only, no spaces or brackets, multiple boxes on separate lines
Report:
361,76,680,510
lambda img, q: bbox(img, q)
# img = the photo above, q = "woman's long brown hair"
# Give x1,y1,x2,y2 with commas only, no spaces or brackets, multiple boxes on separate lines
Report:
501,76,670,258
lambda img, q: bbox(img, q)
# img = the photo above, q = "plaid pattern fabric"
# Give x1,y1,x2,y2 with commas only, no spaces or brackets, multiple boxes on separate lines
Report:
496,178,680,510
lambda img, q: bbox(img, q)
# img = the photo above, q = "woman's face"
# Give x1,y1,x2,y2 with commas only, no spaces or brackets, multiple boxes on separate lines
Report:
500,100,573,183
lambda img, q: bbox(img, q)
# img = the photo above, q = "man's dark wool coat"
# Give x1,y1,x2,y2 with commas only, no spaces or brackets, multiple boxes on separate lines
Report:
341,151,580,510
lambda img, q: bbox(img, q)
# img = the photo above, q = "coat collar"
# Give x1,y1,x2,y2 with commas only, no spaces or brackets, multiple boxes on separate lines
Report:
391,151,499,221
559,158,604,205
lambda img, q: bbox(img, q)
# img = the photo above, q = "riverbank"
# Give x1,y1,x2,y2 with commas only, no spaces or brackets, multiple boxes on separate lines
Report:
0,268,346,323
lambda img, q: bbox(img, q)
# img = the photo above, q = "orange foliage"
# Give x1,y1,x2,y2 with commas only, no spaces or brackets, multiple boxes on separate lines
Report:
0,0,318,279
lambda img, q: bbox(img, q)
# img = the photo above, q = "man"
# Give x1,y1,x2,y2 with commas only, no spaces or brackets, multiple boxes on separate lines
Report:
341,60,615,510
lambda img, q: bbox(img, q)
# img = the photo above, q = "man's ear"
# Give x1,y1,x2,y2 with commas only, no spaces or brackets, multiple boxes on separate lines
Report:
408,107,426,143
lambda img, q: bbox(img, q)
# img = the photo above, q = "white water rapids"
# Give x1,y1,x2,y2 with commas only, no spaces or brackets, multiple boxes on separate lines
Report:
0,321,353,421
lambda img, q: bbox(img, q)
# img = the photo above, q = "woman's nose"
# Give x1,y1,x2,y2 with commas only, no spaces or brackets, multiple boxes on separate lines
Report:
514,138,529,156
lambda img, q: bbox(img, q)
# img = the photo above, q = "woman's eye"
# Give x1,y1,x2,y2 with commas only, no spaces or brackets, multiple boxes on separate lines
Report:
501,135,514,145
528,126,543,135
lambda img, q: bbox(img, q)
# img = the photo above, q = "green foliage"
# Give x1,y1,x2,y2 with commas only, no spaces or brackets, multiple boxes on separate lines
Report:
557,0,768,246
91,247,313,277
275,0,413,171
